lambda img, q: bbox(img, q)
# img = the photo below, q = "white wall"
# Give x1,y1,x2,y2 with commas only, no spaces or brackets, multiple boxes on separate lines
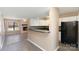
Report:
61,16,77,22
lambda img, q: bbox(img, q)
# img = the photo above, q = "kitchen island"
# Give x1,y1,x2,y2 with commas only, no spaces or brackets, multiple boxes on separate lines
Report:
28,30,59,51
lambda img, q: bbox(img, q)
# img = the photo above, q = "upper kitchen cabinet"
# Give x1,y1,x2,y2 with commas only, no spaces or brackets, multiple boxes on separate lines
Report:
39,16,49,26
30,16,49,26
30,18,40,26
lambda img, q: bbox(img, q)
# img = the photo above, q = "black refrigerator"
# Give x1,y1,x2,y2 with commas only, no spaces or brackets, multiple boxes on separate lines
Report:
61,21,78,48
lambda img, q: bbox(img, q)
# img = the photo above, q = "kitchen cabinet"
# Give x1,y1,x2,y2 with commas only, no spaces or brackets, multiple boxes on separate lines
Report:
30,18,49,26
30,19,40,26
39,19,49,26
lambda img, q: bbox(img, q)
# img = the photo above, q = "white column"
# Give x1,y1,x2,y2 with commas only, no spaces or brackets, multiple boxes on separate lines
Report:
49,7,59,50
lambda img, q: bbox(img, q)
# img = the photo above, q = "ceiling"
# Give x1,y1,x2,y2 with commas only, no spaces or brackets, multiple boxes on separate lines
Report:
0,7,49,18
0,7,79,19
58,7,79,15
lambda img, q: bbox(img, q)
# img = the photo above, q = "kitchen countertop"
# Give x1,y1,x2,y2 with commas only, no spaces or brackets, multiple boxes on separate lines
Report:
29,28,49,33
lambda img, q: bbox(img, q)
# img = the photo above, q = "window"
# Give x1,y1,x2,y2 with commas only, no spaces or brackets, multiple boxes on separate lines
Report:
7,21,19,32
7,21,14,31
14,22,19,31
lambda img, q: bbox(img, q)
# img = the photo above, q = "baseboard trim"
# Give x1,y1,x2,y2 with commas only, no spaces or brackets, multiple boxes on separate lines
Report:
27,39,46,51
54,46,59,51
0,42,3,50
0,44,2,50
27,39,59,51
0,40,4,50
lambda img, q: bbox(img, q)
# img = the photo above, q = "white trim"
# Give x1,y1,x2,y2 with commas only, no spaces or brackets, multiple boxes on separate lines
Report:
1,41,4,48
27,39,59,51
27,39,46,51
0,37,4,49
54,46,59,51
0,43,2,49
0,42,3,50
0,39,4,49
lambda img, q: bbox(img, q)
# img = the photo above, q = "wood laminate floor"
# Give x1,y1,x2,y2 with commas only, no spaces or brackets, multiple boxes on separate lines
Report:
0,31,79,51
58,43,79,51
0,33,42,51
